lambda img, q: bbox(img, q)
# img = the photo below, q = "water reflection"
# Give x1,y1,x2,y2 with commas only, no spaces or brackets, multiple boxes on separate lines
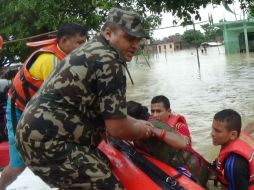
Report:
127,46,254,163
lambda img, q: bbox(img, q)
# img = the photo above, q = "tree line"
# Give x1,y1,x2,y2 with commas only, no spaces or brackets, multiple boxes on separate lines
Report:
0,0,252,66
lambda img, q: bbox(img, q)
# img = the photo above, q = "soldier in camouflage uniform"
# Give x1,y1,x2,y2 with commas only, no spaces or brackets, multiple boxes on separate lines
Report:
15,8,154,190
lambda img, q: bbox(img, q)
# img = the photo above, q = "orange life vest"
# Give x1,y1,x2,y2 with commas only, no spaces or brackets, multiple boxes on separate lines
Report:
167,113,188,128
217,131,254,189
167,114,192,143
8,42,66,110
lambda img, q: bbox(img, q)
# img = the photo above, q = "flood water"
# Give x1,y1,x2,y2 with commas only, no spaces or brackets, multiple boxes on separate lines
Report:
126,46,254,168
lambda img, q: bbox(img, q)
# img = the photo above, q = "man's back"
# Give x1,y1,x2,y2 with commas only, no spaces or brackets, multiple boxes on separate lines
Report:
17,35,126,144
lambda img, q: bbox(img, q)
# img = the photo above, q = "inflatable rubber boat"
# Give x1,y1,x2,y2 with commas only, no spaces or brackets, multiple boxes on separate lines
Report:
0,140,205,189
99,140,205,190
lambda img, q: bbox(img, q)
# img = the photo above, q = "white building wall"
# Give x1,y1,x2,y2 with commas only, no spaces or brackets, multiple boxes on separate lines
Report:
157,43,174,53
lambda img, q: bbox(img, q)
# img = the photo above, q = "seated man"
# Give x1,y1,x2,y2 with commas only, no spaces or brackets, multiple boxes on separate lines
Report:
211,109,254,190
127,100,187,149
127,100,213,187
150,95,192,146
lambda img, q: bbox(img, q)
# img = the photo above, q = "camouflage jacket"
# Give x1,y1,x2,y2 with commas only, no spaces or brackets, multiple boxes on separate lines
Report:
17,35,128,146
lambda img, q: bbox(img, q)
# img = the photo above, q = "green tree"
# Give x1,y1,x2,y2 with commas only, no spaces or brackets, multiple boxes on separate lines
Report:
245,1,254,17
201,24,223,41
182,29,205,47
0,0,253,66
0,0,160,64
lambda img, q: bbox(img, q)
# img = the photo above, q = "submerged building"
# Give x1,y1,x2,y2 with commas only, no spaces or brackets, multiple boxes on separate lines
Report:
216,17,254,54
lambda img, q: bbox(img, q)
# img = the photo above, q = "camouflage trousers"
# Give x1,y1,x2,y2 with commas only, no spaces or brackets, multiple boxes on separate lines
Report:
15,134,124,190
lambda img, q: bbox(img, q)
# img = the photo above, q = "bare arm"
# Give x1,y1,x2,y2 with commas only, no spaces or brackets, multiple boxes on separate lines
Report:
152,128,187,149
105,115,154,140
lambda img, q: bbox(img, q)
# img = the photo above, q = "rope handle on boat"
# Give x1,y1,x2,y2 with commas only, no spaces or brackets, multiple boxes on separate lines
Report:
110,139,187,190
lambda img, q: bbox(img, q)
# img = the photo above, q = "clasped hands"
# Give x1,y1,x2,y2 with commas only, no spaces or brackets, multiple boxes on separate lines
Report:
138,120,166,140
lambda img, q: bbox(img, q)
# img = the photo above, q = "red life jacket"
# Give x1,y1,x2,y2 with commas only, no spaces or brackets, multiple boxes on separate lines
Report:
8,42,66,110
167,113,187,129
150,114,191,142
217,131,254,189
167,114,192,144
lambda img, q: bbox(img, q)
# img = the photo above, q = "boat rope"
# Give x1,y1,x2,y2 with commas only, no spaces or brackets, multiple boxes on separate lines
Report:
111,140,187,190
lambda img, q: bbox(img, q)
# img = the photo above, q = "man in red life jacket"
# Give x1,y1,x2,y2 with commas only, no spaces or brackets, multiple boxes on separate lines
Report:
211,109,254,190
127,100,213,187
0,23,88,190
150,95,192,146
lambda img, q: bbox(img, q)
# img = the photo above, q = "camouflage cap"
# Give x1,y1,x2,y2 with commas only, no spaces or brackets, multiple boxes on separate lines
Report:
106,8,145,38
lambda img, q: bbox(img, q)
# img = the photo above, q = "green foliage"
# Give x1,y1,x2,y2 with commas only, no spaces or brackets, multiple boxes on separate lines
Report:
181,29,205,47
238,0,254,17
201,24,223,41
0,0,253,65
0,0,162,63
245,1,254,17
0,0,109,63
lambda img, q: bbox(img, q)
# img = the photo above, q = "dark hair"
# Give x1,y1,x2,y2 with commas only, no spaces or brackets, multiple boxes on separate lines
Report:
151,95,170,109
214,109,241,136
127,101,150,120
56,23,88,41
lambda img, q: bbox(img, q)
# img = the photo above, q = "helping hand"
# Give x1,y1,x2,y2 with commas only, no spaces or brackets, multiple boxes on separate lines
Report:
138,120,154,139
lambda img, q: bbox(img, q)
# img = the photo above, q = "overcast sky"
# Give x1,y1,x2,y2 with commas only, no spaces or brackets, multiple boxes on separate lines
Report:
152,2,244,39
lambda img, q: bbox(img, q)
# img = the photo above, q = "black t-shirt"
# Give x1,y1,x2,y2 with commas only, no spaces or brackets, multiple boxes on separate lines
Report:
224,153,250,190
